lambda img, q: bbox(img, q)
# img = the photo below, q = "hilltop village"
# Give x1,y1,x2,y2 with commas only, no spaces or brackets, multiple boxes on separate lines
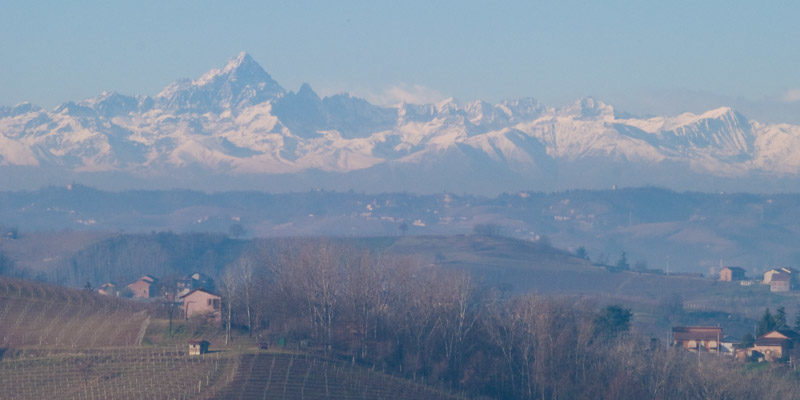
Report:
718,266,800,293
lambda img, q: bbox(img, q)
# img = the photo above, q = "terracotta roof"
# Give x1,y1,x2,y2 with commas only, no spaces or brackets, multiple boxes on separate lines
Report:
760,329,800,340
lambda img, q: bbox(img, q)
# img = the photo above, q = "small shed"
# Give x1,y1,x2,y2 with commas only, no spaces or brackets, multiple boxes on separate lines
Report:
188,339,210,355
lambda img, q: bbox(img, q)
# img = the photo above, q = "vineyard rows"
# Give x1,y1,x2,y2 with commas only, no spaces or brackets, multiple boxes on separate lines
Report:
0,348,231,399
0,277,149,348
213,353,463,400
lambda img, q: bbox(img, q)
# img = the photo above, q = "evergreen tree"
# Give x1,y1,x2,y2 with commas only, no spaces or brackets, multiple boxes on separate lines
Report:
741,332,755,348
776,306,787,329
757,308,777,336
793,308,800,332
575,246,589,260
594,305,632,341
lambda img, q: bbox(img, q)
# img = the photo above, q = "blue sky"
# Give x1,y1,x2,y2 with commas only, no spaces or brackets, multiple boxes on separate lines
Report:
2,1,799,121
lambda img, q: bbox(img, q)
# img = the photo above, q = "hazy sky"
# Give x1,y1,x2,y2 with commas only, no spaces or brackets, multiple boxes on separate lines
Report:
2,1,799,120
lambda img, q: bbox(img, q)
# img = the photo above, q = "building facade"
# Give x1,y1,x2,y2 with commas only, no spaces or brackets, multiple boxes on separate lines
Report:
719,266,746,281
180,289,222,325
672,326,722,353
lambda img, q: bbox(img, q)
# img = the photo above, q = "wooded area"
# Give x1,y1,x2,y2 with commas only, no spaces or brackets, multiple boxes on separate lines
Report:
215,240,800,399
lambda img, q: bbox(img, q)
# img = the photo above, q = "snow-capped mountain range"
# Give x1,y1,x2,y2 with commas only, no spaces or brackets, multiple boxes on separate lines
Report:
3,52,800,193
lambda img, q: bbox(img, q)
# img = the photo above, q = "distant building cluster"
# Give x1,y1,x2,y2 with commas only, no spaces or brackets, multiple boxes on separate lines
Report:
672,326,800,363
97,273,222,325
718,266,799,293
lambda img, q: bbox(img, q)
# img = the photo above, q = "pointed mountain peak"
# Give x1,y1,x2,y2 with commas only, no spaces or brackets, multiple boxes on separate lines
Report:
194,52,270,86
297,83,318,97
221,52,258,74
699,106,737,120
229,51,252,65
157,52,285,112
671,107,747,128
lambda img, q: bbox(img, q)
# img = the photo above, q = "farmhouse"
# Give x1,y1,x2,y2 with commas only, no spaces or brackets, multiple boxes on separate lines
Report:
718,266,746,281
750,330,800,362
180,288,222,325
763,267,797,284
671,326,722,353
126,275,158,299
769,272,792,292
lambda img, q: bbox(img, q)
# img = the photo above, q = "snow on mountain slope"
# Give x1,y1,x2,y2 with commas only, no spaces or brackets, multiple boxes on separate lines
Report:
3,53,800,192
752,122,800,173
156,52,285,114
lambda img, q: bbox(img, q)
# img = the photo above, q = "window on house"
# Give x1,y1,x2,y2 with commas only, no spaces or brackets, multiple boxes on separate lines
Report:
212,299,220,310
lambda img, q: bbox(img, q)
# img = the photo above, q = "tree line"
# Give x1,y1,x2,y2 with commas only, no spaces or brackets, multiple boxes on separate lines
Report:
218,239,800,399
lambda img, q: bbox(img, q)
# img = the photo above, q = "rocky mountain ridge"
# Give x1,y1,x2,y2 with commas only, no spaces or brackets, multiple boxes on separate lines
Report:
2,52,800,193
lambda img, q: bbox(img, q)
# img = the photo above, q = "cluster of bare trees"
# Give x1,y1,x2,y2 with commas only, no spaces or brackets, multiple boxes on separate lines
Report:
217,239,800,399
